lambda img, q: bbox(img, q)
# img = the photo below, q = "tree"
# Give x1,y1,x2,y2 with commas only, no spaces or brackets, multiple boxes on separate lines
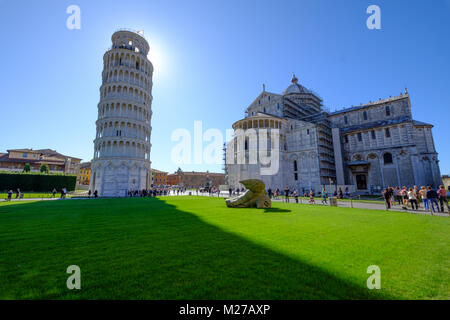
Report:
23,163,31,172
40,164,49,174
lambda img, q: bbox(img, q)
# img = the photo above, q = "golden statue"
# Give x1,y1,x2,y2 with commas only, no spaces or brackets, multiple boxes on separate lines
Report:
226,179,271,209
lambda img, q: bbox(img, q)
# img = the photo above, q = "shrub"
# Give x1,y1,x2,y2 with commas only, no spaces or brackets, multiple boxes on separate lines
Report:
40,164,49,174
0,172,77,192
23,163,31,172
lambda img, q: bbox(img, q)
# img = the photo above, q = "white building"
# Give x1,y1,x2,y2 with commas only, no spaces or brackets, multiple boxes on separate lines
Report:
90,30,153,196
226,75,442,194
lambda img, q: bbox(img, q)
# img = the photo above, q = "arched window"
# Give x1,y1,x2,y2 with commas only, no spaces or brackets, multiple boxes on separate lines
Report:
383,153,393,165
385,128,391,138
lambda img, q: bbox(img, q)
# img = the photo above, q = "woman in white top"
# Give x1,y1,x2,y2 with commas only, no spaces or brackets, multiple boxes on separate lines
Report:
408,188,418,210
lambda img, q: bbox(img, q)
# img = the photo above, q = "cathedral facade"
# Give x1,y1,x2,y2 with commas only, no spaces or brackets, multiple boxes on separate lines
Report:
226,75,442,194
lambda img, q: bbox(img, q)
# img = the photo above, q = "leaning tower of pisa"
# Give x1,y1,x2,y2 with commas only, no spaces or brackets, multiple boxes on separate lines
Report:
90,30,153,197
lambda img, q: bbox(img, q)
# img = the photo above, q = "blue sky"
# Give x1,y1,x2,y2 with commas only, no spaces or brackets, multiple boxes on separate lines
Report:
0,0,449,174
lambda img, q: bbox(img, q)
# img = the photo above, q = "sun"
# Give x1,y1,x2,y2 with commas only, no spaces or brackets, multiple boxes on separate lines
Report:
146,40,165,78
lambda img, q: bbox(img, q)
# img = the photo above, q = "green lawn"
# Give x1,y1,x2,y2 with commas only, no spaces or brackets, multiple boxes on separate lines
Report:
0,196,448,299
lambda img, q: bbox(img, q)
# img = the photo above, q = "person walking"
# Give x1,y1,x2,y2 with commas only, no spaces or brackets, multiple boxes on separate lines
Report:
400,186,409,210
284,187,290,203
394,187,401,205
228,187,232,197
88,190,92,198
309,188,315,204
16,188,20,199
321,188,328,205
7,190,13,201
437,185,449,213
94,190,98,198
267,188,272,199
52,188,57,198
414,186,421,208
426,186,439,214
408,188,418,211
293,189,299,203
419,186,428,211
382,188,391,210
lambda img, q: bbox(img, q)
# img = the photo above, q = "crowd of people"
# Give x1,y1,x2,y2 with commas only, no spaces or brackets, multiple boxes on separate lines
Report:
382,185,449,214
264,187,332,205
122,186,223,198
4,187,69,201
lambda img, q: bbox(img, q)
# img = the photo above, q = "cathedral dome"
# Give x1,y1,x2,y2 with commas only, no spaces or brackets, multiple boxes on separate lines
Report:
282,74,310,95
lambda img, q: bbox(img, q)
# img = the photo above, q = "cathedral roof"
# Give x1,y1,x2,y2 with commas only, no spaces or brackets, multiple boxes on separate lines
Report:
282,74,311,95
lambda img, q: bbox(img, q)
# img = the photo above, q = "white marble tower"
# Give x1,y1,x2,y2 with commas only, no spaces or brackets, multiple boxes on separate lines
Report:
90,30,153,196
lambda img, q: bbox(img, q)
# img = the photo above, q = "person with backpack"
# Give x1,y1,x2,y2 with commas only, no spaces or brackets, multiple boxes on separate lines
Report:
437,185,449,213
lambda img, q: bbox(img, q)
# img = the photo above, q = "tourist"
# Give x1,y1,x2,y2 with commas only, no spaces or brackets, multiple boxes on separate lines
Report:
16,188,20,199
401,186,408,210
293,189,299,203
322,188,328,205
382,188,391,210
94,190,98,198
7,190,13,201
394,187,402,205
426,186,439,214
229,187,232,197
437,185,449,213
88,190,92,198
387,186,394,208
274,188,279,199
338,187,343,199
414,185,421,208
419,186,428,210
408,188,418,211
267,188,272,199
52,188,57,198
309,188,315,204
284,187,290,203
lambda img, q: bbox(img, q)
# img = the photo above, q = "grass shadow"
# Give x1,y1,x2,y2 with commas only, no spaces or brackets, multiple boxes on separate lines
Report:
0,197,396,299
